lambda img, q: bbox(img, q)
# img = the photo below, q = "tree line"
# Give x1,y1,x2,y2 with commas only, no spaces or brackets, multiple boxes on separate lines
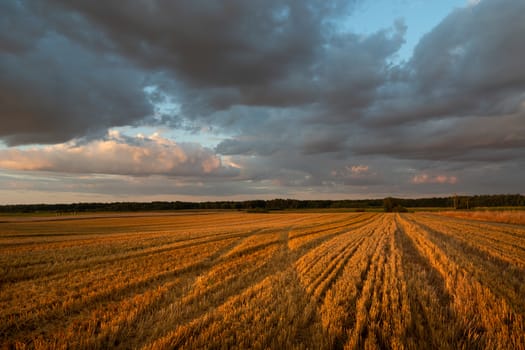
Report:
383,194,525,212
0,194,523,214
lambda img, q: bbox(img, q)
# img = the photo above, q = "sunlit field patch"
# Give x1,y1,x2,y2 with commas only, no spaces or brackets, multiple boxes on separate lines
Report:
1,211,524,349
438,210,525,225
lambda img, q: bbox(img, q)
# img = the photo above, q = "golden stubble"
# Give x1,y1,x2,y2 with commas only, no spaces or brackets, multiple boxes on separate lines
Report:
1,211,524,349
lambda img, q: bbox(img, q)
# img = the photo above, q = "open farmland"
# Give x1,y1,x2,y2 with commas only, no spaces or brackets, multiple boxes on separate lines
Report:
437,210,525,225
1,211,525,349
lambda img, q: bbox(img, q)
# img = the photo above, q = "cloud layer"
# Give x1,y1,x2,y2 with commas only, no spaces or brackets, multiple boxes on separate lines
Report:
1,0,524,201
0,132,237,177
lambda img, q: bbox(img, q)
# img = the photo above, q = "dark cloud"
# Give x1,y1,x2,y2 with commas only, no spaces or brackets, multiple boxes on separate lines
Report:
300,130,347,155
354,113,525,161
343,0,525,179
0,2,152,145
368,0,525,126
1,0,524,200
49,1,349,87
216,138,280,157
0,0,359,145
0,1,46,53
43,0,409,117
412,0,525,97
0,0,407,146
318,20,406,115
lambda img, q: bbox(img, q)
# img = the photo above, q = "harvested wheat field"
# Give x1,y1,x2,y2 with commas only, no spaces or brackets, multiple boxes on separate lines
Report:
438,210,525,225
1,211,525,349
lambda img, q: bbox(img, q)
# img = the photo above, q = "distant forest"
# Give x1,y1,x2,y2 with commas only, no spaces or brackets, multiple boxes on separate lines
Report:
0,194,524,213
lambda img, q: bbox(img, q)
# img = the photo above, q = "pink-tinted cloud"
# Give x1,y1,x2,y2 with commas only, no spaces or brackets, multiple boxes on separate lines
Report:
350,165,369,175
328,164,383,186
0,132,238,177
411,173,458,185
331,164,370,177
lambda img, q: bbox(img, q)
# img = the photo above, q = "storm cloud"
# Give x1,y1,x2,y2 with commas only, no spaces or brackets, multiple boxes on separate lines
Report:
0,2,153,145
367,0,525,127
1,0,524,201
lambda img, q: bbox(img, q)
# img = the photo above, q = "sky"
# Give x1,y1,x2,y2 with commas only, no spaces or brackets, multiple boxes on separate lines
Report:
1,0,524,204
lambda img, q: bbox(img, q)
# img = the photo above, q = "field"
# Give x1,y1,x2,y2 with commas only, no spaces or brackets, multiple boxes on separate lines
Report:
1,211,525,349
438,209,525,225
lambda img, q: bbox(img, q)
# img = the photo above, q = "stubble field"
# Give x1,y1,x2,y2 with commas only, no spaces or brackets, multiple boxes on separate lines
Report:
1,211,524,349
